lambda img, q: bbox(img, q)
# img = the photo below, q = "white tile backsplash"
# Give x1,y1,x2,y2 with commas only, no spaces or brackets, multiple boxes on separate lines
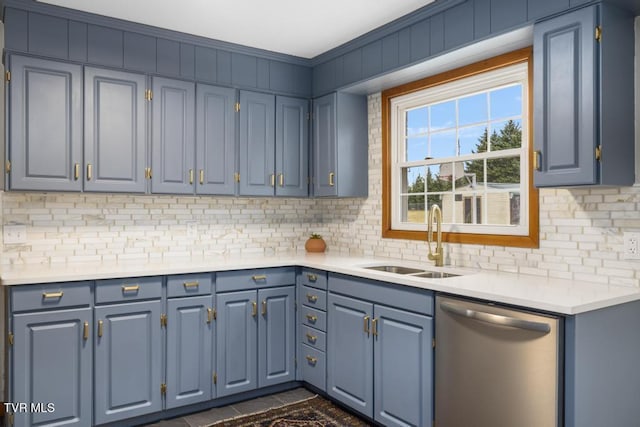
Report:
2,92,640,287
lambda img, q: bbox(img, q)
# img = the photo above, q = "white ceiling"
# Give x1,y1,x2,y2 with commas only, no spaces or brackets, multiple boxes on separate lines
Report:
38,0,436,59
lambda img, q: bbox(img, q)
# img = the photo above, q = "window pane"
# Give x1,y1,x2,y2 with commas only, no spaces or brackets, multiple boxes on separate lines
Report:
430,130,456,159
459,93,488,126
406,136,428,162
489,119,522,151
401,167,425,193
485,192,518,225
426,164,453,192
487,156,520,185
490,85,522,120
406,107,428,136
401,195,425,224
430,100,455,131
459,125,487,155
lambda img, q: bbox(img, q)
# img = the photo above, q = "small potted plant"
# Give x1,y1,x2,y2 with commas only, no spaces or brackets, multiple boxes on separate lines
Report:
305,233,327,253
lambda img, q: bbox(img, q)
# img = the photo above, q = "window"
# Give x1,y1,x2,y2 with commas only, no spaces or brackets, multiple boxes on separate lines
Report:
382,48,538,247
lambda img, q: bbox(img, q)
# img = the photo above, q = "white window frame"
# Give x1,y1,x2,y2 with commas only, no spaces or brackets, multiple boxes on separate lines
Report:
389,62,529,236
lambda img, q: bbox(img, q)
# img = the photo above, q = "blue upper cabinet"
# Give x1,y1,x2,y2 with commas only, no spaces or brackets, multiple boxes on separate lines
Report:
84,67,147,193
196,84,237,195
276,96,310,197
151,77,196,194
7,55,83,191
533,4,634,187
238,90,276,196
313,92,368,198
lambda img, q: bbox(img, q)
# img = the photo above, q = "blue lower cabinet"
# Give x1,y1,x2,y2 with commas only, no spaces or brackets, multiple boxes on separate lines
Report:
166,295,215,409
94,300,162,425
12,308,92,427
258,286,295,387
216,290,258,397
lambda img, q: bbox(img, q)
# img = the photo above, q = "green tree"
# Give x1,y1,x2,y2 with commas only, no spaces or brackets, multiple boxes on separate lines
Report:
465,120,522,183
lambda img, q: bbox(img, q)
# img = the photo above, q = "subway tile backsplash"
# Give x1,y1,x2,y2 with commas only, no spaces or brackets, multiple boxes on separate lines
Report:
2,93,640,287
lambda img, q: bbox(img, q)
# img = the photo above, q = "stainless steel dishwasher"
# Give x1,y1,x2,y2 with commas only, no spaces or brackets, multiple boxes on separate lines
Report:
435,295,562,427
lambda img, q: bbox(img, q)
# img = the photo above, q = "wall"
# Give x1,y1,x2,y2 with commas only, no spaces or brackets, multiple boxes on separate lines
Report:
3,93,640,288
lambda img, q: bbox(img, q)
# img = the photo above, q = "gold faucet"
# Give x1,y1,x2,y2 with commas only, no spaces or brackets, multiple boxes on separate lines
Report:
427,204,444,267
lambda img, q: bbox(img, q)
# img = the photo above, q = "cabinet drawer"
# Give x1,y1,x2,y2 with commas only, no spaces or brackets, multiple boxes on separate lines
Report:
300,306,326,332
216,267,295,292
299,269,327,290
301,285,327,311
95,276,162,304
11,281,92,312
301,345,326,391
300,324,326,352
167,273,213,298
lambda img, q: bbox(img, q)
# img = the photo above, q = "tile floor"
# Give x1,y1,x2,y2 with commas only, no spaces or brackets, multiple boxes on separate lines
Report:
142,387,316,427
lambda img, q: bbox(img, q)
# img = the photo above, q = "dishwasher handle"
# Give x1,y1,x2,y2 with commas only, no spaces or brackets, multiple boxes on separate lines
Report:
440,301,551,334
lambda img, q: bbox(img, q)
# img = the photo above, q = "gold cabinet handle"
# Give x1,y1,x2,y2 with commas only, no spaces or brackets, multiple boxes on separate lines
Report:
270,174,275,187
251,301,257,317
42,291,64,299
307,273,317,282
595,145,602,161
533,151,541,171
262,300,267,316
305,355,318,365
183,281,199,289
306,294,318,303
199,169,204,185
372,318,378,337
83,321,89,340
86,163,92,181
279,173,284,187
329,172,335,186
98,320,103,338
207,308,213,324
305,332,317,343
252,275,267,281
364,315,370,336
306,314,317,323
189,169,194,184
74,163,80,180
122,285,140,292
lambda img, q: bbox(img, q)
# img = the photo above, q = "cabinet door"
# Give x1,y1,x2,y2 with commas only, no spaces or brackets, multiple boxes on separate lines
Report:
258,286,295,387
373,305,433,427
196,84,236,195
84,67,147,193
166,295,214,409
216,290,258,397
151,77,196,194
327,293,373,417
238,90,275,196
12,308,92,427
94,300,162,425
8,55,82,191
312,93,337,197
275,96,309,197
533,6,597,186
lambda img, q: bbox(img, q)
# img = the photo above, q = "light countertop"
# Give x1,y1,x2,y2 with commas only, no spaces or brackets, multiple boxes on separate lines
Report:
2,252,640,315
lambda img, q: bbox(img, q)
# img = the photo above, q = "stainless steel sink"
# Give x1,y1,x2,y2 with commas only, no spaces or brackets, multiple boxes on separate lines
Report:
364,265,424,275
412,271,459,279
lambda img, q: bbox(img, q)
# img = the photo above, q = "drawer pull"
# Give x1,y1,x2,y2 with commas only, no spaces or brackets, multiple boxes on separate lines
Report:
121,285,140,292
306,294,318,303
262,300,267,316
98,320,104,338
207,308,213,324
83,322,89,341
183,281,199,289
251,301,257,317
305,333,317,343
364,316,370,336
306,314,317,323
252,275,267,281
307,273,317,282
42,291,64,299
306,355,318,365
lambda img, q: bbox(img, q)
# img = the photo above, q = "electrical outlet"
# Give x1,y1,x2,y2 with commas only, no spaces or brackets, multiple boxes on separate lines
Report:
623,232,640,259
3,224,27,244
186,221,198,238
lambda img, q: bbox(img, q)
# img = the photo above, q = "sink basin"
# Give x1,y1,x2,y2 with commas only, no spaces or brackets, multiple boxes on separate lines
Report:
364,265,424,275
412,271,460,279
